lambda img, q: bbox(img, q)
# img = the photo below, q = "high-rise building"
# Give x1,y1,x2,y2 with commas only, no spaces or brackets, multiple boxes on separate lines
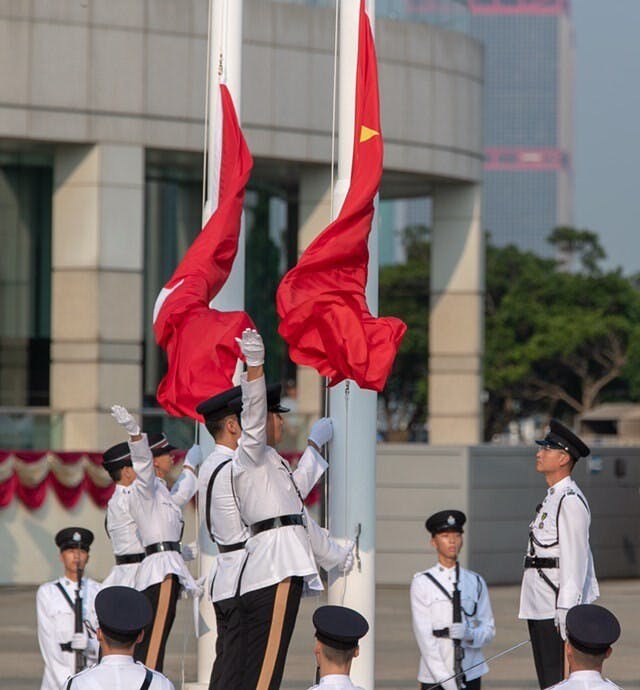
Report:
469,0,574,254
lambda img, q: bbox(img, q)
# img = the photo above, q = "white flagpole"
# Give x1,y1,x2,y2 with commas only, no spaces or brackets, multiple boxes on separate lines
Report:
195,0,245,686
327,2,377,689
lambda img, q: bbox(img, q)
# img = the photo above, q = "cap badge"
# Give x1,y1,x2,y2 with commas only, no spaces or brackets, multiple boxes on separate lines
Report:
73,532,81,542
447,515,455,526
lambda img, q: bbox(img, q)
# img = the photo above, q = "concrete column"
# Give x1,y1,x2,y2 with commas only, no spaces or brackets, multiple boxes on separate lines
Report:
295,166,334,421
429,183,484,444
51,144,144,451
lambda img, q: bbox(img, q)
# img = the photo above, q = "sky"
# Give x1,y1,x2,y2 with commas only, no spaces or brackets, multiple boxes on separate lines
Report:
573,0,640,275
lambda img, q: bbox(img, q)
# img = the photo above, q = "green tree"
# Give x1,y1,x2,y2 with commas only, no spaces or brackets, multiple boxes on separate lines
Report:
380,224,640,441
379,225,430,438
484,228,640,438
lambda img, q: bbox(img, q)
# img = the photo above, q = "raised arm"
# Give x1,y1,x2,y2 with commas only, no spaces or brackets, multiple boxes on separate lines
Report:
291,418,332,497
170,444,202,507
110,405,155,496
234,329,268,469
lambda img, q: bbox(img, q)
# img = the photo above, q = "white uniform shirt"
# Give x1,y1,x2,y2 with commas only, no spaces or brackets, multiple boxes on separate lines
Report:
410,564,495,690
548,669,622,690
198,444,249,603
307,674,365,690
519,476,599,619
101,484,145,589
232,374,330,596
128,435,199,594
36,576,100,690
64,655,174,690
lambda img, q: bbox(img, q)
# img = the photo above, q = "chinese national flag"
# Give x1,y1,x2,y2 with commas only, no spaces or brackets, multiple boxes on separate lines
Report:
153,84,254,420
276,1,406,392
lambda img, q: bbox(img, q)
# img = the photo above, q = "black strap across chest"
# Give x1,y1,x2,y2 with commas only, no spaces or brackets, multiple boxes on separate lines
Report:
423,570,480,617
55,581,76,612
140,668,154,690
279,459,305,512
205,458,232,540
65,666,153,690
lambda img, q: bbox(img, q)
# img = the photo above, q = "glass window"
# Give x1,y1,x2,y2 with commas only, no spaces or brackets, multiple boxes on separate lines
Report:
0,153,52,408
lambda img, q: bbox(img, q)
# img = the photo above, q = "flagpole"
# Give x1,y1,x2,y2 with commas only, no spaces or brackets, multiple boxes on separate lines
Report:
327,2,377,689
195,0,244,686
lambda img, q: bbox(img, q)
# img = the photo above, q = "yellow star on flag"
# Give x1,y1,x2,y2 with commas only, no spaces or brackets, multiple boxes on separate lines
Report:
359,125,379,143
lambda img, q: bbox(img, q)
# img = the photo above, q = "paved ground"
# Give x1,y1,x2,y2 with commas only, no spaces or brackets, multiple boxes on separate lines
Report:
2,580,637,690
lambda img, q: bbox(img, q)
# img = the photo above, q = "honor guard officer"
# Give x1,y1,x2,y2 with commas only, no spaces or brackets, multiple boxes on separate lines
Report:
196,385,247,690
36,527,100,690
100,441,145,589
519,420,599,690
110,405,203,672
548,604,622,690
411,511,495,690
63,585,174,690
197,383,351,690
231,329,354,690
307,605,369,690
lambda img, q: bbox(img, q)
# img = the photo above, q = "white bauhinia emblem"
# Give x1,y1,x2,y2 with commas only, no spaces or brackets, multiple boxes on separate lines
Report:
447,515,455,526
73,532,81,542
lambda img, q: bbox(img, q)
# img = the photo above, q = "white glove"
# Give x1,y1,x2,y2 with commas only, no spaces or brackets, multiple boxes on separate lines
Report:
110,404,140,436
184,444,203,468
235,328,264,367
442,678,459,690
448,622,466,640
340,540,355,574
70,631,88,650
555,607,568,640
308,417,333,447
181,541,199,562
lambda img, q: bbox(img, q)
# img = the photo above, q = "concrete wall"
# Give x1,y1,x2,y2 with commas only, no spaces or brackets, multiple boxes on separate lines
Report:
0,0,483,184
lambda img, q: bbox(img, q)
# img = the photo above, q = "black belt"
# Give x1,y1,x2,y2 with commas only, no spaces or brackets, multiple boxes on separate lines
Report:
115,552,145,565
217,541,246,553
60,642,72,652
432,628,449,638
145,541,181,555
250,514,304,536
524,556,559,569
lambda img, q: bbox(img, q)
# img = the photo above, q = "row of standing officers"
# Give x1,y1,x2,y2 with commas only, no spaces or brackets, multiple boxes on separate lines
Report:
36,330,624,689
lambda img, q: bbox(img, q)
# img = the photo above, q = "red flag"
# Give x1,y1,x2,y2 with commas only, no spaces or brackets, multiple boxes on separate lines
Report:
276,2,406,392
153,84,254,420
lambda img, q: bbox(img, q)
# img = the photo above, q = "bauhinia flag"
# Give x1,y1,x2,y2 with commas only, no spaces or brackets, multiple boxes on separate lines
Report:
153,84,254,420
276,0,406,392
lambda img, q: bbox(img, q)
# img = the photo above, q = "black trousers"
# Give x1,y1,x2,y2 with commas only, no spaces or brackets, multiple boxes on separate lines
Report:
209,596,243,690
134,574,180,672
421,677,481,690
237,576,303,690
528,618,564,689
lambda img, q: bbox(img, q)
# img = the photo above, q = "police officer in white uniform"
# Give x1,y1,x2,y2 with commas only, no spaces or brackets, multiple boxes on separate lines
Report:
307,605,369,690
411,510,495,690
548,604,622,690
63,585,174,690
197,371,352,688
231,328,354,690
100,442,145,589
36,527,100,690
110,406,203,671
519,419,599,689
196,386,245,690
